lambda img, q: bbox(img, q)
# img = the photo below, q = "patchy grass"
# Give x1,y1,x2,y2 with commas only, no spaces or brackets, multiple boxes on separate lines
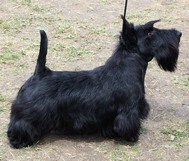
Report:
12,0,32,6
97,141,140,161
185,157,189,161
99,0,111,5
0,130,7,137
0,94,7,102
0,105,8,113
54,20,79,39
0,94,9,113
65,46,93,61
90,27,108,35
161,127,188,138
109,144,140,161
0,18,30,32
174,76,189,88
51,44,65,52
56,21,73,34
0,48,23,62
160,121,189,140
128,11,152,23
32,5,45,12
50,44,93,61
0,20,12,30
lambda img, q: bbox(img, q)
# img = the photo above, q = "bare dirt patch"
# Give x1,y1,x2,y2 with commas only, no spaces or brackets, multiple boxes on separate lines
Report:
0,0,188,161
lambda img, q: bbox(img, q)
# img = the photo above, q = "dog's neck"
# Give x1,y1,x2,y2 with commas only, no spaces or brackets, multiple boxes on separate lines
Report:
105,47,148,93
106,44,148,70
139,53,154,62
119,36,154,63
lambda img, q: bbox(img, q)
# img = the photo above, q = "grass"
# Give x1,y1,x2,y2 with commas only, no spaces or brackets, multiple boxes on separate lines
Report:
185,157,189,161
50,44,93,61
12,0,31,6
14,0,49,13
0,18,30,32
56,21,72,34
127,10,153,23
0,48,23,62
0,94,7,102
51,44,65,52
90,27,107,35
32,5,45,12
0,20,12,30
65,46,93,61
161,127,188,138
98,0,111,5
109,145,140,161
160,122,189,139
55,20,78,39
97,141,140,161
56,27,77,39
0,94,8,113
0,105,7,113
174,76,189,88
0,130,6,137
0,149,4,161
127,4,185,24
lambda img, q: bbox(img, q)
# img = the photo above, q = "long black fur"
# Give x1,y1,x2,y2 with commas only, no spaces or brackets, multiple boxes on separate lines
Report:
7,17,182,148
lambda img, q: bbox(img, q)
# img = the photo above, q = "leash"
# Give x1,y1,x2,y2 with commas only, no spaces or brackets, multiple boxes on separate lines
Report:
122,0,128,32
123,0,128,20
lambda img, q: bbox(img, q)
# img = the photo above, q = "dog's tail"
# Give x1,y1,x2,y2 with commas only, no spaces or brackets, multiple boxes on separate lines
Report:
34,30,48,75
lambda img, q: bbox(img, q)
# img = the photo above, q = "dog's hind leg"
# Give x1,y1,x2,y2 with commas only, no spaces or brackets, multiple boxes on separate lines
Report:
101,122,115,138
7,118,40,148
138,99,150,120
113,106,141,142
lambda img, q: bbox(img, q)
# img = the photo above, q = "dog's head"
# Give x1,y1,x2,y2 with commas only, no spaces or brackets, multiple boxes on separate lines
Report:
121,17,182,72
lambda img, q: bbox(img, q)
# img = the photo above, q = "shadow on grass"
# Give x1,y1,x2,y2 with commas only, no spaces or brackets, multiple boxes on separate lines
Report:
38,133,137,147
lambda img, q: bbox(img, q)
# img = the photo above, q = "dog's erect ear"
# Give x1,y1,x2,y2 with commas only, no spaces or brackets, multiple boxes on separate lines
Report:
121,15,134,35
121,15,136,48
143,20,160,30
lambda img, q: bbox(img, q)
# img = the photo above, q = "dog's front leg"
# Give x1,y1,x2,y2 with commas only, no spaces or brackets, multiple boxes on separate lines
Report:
113,108,141,142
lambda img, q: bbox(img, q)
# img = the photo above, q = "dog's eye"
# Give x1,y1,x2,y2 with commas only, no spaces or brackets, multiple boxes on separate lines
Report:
148,32,153,37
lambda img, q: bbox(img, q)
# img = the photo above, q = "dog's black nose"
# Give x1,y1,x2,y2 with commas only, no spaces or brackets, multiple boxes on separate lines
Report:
177,31,182,38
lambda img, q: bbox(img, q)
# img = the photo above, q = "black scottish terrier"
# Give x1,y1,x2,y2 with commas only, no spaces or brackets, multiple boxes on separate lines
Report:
7,17,182,148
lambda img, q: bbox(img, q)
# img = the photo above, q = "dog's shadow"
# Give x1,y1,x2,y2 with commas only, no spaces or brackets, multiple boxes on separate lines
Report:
38,133,136,147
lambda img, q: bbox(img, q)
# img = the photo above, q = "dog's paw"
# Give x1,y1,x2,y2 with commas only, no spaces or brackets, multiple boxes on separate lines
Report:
125,134,139,142
113,113,141,142
7,130,33,148
7,120,39,148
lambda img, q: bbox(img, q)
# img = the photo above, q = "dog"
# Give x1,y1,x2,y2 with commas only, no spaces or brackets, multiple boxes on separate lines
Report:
7,16,182,148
